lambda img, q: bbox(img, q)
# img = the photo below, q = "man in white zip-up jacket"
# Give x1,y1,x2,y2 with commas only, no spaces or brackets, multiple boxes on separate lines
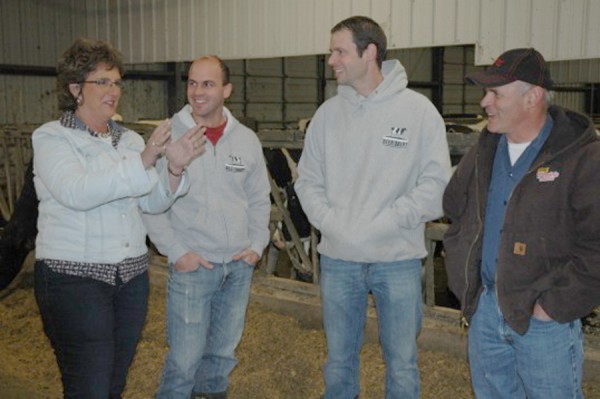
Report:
144,56,271,399
295,16,451,398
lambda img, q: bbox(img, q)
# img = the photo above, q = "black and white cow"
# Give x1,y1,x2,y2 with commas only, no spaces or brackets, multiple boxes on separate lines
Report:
263,147,313,280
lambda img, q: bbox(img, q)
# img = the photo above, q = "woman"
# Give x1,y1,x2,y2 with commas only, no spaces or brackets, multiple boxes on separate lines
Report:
32,38,205,398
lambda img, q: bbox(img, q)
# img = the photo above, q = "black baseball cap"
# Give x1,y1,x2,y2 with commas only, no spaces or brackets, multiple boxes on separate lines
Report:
465,48,553,90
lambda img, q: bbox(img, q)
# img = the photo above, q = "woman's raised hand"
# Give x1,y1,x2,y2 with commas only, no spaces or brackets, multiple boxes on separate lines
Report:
141,119,172,169
165,125,207,174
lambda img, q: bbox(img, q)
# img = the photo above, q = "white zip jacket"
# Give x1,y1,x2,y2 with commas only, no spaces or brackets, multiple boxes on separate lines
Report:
33,120,188,264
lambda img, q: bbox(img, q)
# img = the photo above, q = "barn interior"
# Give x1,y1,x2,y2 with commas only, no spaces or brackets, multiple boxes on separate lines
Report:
1,0,600,397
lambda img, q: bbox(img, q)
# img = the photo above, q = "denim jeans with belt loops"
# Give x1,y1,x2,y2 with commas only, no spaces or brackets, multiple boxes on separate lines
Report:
320,255,422,399
156,259,254,399
468,285,583,399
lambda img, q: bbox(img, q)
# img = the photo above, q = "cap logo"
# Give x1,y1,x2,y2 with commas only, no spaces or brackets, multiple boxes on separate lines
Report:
493,58,506,67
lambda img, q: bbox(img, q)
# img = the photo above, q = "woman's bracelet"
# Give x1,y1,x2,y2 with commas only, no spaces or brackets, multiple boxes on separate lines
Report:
167,164,185,177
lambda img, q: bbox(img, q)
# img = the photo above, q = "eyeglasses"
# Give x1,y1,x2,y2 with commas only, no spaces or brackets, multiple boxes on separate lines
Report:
81,78,125,90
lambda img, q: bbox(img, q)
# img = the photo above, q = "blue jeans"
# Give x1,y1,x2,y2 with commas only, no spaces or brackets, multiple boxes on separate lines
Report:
157,260,254,399
320,255,422,399
34,260,149,399
468,286,584,399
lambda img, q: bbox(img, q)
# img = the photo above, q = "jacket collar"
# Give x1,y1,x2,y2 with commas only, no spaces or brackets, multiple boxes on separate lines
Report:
474,105,596,211
477,105,595,166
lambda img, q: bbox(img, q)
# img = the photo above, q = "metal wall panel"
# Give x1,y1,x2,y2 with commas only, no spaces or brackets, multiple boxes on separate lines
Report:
247,103,282,128
455,0,480,44
388,0,479,49
0,75,58,125
554,90,586,112
3,0,599,65
118,81,169,121
0,1,22,64
223,56,321,130
411,0,435,46
286,102,318,124
285,79,318,103
247,58,283,77
285,56,319,78
74,0,482,61
476,0,600,65
0,0,86,66
550,59,600,84
0,74,168,125
388,49,433,82
443,46,476,115
246,77,282,103
444,85,472,115
228,76,245,106
119,64,170,121
3,0,600,125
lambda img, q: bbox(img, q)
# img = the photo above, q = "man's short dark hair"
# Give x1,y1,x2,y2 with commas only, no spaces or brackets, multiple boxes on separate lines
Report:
214,56,231,86
191,55,231,86
331,16,387,68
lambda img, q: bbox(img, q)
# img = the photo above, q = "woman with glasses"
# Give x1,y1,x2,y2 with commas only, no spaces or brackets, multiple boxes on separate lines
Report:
31,38,206,398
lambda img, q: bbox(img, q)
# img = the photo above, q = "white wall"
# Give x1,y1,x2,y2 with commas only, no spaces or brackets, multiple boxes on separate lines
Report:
476,0,600,64
80,0,479,63
1,0,599,124
2,0,599,66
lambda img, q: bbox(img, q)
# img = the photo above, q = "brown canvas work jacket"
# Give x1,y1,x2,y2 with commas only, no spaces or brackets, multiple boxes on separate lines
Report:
443,105,600,334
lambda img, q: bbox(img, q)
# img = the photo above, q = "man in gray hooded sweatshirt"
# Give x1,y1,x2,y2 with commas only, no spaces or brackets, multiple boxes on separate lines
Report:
145,56,271,399
295,16,451,399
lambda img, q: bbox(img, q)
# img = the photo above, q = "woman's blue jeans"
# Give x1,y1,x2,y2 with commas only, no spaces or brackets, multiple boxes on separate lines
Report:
34,260,149,399
320,255,422,399
156,260,254,399
468,286,584,399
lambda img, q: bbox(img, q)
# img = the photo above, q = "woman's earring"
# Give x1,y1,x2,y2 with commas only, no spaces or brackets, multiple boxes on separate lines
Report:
76,95,83,106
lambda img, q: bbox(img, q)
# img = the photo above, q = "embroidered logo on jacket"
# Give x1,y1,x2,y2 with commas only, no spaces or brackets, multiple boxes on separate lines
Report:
536,167,560,182
382,127,408,148
225,155,246,172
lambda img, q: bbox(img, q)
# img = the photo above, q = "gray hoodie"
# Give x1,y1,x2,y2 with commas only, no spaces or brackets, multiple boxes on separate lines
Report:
295,60,451,262
144,105,271,264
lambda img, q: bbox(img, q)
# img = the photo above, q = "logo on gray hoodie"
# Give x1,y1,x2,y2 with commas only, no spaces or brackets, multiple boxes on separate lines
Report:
225,155,246,172
382,127,408,148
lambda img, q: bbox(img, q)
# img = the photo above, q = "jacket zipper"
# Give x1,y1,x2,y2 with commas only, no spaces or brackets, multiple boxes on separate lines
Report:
214,141,230,263
461,151,483,328
473,126,589,326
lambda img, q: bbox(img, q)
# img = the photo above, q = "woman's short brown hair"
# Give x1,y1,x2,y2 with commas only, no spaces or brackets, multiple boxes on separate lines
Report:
56,38,124,111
